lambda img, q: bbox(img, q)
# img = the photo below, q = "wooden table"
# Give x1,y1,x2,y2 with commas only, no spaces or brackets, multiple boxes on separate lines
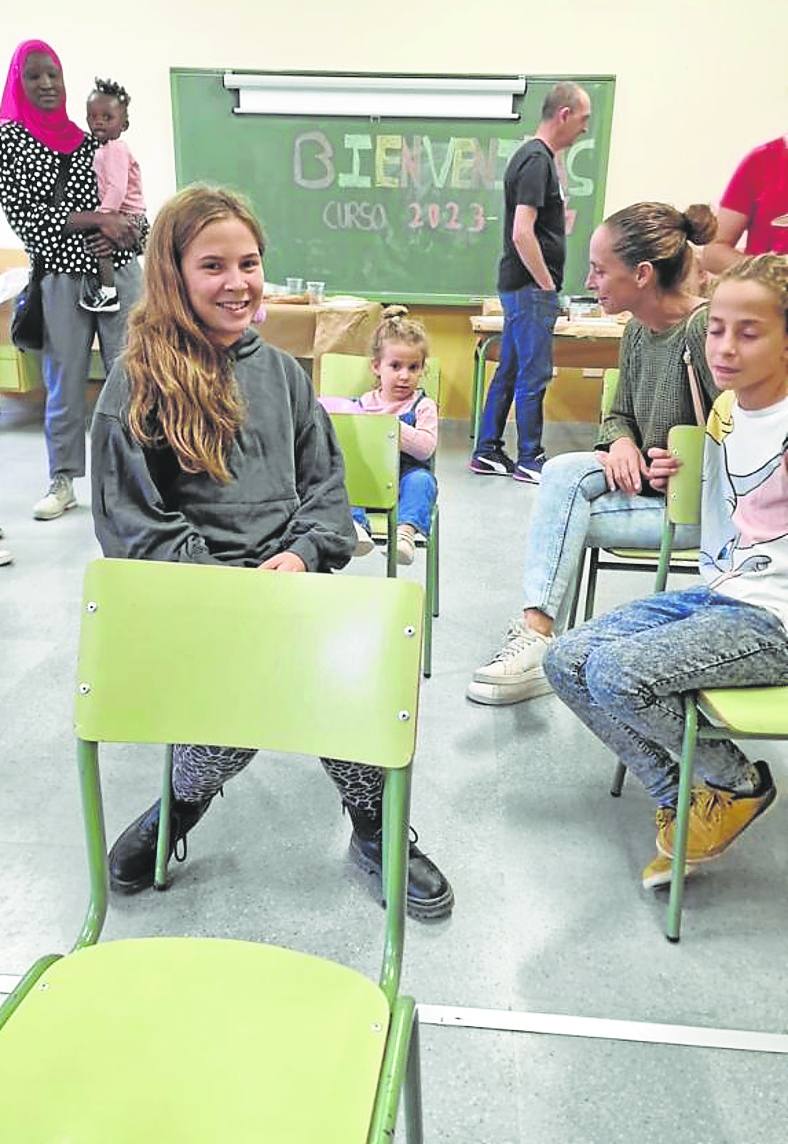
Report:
469,313,626,448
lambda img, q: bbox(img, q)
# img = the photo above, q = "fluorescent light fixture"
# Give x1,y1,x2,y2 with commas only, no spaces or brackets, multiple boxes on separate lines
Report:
223,73,526,120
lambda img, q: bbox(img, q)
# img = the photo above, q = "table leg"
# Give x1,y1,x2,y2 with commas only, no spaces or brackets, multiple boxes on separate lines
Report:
471,334,501,453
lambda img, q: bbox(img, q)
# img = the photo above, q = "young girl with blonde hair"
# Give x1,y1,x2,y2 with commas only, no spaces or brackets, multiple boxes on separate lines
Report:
349,308,438,566
90,184,453,920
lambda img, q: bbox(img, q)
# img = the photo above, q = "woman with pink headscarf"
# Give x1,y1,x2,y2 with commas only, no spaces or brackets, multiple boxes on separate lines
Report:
0,41,141,520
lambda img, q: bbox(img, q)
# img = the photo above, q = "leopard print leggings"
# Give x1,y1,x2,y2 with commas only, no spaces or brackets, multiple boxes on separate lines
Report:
172,743,383,826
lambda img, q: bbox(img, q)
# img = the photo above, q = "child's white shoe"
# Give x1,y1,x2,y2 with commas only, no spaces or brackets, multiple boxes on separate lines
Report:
353,520,375,557
396,525,416,566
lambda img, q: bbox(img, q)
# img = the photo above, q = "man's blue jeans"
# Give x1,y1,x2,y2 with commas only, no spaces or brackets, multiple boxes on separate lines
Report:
477,286,560,463
543,586,788,806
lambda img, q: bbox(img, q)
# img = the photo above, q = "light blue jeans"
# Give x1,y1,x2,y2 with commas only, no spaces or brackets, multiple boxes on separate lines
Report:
523,452,700,624
543,586,788,805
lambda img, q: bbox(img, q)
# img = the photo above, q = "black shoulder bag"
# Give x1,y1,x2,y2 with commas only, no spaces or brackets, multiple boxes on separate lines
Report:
11,154,72,352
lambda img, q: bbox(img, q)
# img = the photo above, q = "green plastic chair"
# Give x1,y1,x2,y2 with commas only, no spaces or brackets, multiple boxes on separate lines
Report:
607,425,705,798
330,411,401,580
322,352,440,679
321,352,441,405
0,558,427,1143
566,369,701,629
667,685,788,942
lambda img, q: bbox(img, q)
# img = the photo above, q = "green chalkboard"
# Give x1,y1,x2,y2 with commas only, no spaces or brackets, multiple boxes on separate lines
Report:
170,71,615,304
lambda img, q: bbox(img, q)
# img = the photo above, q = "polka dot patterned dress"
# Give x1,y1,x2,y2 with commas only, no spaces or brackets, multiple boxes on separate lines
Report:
0,121,136,274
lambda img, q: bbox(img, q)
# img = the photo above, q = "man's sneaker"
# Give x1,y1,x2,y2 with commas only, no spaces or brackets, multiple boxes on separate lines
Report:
656,762,776,862
353,520,375,557
349,827,454,921
33,475,76,520
0,546,12,567
79,279,120,313
513,454,547,484
641,852,699,891
396,525,416,566
469,450,515,476
466,617,553,705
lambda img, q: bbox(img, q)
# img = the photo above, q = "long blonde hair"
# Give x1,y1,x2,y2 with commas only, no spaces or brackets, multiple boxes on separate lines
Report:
125,185,266,483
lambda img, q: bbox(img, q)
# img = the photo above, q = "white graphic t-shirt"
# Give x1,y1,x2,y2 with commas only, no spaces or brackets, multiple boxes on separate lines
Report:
701,390,788,631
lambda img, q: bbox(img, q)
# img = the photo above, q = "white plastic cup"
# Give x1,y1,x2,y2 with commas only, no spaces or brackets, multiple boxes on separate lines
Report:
306,280,325,304
286,277,304,294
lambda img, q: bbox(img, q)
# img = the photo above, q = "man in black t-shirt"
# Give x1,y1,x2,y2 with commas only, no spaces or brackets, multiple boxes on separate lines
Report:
471,82,591,483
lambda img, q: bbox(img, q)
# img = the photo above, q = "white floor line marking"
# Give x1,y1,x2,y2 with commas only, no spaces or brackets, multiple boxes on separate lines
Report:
2,976,786,1055
417,1005,788,1055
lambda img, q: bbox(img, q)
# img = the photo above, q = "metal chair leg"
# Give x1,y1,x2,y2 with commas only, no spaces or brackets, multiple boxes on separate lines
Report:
583,547,600,622
666,695,697,943
610,761,627,798
566,551,586,631
423,570,433,679
154,744,174,890
431,507,439,619
404,1009,424,1144
386,510,398,580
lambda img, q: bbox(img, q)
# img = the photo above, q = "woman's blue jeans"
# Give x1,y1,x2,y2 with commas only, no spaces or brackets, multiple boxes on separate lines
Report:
353,466,437,537
522,452,700,626
477,286,560,463
543,586,788,805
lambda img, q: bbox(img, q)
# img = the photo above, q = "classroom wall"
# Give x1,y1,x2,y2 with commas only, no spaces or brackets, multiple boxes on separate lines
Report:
2,1,786,415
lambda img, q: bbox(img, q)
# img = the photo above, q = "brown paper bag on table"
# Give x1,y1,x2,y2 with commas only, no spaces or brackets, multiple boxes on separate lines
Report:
312,301,383,387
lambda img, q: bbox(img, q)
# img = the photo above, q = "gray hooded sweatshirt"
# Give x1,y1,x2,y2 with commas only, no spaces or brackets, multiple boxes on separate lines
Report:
91,329,356,572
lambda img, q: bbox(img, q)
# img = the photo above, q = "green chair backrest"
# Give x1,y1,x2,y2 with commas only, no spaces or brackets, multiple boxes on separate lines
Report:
75,559,422,770
321,352,441,404
329,412,400,510
666,425,705,526
600,368,620,420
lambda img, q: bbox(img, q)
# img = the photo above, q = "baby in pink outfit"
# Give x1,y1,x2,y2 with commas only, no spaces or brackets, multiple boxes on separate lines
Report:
80,77,147,313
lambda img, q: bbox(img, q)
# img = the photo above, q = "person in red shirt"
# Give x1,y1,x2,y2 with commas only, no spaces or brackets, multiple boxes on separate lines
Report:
703,137,788,272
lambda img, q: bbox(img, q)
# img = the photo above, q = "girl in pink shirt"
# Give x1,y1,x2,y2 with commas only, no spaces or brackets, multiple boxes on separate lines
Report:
80,77,147,313
323,310,438,565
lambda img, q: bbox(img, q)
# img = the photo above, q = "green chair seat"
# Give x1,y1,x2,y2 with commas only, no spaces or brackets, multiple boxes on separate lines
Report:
0,937,389,1143
698,686,788,737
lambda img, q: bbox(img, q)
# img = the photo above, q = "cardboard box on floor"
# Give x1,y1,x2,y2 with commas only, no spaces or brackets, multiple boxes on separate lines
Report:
0,249,43,393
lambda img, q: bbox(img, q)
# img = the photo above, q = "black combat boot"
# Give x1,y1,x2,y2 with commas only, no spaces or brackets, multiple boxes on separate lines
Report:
347,806,454,921
108,794,214,893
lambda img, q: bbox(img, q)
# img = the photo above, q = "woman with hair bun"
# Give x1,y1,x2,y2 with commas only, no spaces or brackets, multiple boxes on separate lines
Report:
468,203,719,730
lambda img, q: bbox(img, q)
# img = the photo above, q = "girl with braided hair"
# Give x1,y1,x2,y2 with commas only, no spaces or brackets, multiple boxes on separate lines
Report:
81,76,147,312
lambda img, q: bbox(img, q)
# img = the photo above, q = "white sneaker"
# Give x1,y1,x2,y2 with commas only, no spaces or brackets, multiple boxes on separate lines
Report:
33,475,77,521
353,520,375,557
0,546,12,566
396,526,416,566
466,618,553,705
